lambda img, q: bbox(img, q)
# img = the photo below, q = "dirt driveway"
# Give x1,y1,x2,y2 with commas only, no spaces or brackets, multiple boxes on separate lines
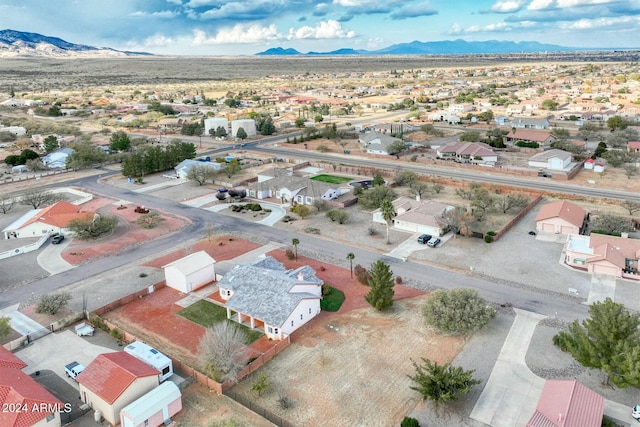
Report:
230,297,465,427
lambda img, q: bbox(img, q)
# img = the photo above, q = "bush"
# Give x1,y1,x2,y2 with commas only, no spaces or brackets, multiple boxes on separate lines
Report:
400,417,420,427
278,395,293,410
36,291,72,315
110,328,123,340
326,209,349,224
321,284,331,296
285,248,295,260
246,203,262,211
515,141,540,149
484,235,493,243
395,276,403,284
486,230,496,236
367,226,378,236
291,204,310,218
354,264,371,286
423,288,496,335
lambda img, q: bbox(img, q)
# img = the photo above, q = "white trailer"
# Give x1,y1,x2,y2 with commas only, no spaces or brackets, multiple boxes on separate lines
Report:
124,341,173,382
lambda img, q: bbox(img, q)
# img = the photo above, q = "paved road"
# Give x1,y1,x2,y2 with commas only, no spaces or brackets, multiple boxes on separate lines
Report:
0,173,591,324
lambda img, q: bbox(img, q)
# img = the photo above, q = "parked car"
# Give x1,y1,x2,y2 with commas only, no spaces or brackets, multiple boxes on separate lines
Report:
417,234,432,244
51,235,65,244
632,405,640,420
64,361,85,381
427,237,441,248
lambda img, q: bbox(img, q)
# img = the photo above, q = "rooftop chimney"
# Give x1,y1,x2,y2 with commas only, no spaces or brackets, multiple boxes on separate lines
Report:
298,272,304,281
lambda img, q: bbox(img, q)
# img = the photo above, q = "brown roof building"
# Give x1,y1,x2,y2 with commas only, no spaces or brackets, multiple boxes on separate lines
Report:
535,200,586,235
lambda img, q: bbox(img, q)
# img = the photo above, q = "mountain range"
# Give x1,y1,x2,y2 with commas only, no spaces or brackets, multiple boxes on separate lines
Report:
0,29,149,58
257,40,579,56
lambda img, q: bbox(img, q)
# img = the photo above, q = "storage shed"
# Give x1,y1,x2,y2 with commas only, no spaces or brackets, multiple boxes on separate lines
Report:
162,251,216,293
120,382,182,427
124,341,173,382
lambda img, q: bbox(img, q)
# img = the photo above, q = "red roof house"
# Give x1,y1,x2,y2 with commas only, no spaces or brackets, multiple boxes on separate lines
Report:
77,352,159,426
527,380,604,427
0,347,63,427
535,200,586,235
2,200,95,239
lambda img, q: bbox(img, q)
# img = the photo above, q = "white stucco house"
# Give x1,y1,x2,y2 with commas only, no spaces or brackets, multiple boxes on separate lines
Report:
564,233,640,280
359,131,402,155
528,149,573,171
436,141,498,165
247,175,348,205
2,200,95,239
42,148,75,169
373,196,453,237
174,159,222,179
162,251,216,293
217,256,322,340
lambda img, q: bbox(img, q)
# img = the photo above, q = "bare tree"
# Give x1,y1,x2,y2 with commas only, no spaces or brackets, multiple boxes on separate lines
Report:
187,164,218,186
495,194,529,214
19,189,64,209
439,206,467,236
620,200,640,216
199,322,249,383
0,194,16,214
623,164,639,179
470,188,495,220
410,181,430,199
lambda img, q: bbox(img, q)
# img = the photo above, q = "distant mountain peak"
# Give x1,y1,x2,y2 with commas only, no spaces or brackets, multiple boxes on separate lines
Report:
0,29,151,58
256,47,302,56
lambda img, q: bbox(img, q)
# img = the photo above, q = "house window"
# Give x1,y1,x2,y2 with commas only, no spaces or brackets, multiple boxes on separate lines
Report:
274,328,278,334
268,326,273,333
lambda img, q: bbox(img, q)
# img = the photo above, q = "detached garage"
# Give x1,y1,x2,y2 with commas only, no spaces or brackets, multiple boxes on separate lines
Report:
162,251,216,293
120,382,182,427
535,200,586,236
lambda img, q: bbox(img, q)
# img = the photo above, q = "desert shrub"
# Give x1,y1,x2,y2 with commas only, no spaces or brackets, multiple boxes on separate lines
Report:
484,235,493,243
36,291,72,315
423,288,496,335
400,417,420,427
246,203,262,211
110,328,123,340
304,227,320,234
321,284,331,296
367,226,379,236
291,204,310,218
354,264,371,286
396,276,403,284
285,248,295,260
515,141,540,149
278,395,293,410
317,144,328,152
326,209,349,224
88,313,110,332
282,215,294,223
486,230,496,236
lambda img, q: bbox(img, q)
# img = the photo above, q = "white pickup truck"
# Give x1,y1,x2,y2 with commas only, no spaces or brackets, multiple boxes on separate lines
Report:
75,322,95,336
64,361,85,381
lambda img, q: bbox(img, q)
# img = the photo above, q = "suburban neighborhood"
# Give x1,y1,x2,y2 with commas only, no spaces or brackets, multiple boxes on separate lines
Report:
0,55,639,427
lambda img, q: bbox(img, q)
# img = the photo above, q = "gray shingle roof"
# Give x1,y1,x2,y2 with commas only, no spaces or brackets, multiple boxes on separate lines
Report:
218,257,322,327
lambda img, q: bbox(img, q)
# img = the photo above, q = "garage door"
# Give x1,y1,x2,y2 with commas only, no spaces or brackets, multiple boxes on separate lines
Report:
542,223,555,232
561,226,575,234
592,265,618,276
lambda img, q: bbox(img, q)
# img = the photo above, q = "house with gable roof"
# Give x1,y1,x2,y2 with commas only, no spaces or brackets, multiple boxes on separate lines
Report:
535,200,587,235
0,346,64,427
564,233,640,279
2,200,95,239
217,256,322,340
77,352,160,426
506,129,557,146
528,149,573,171
436,141,498,165
247,175,346,205
527,380,603,427
372,196,453,237
359,131,403,155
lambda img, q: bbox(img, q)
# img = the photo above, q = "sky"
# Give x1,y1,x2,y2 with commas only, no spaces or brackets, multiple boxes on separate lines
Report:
1,0,639,55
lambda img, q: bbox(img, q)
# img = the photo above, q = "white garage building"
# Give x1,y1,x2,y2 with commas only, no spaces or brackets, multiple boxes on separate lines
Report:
162,251,216,293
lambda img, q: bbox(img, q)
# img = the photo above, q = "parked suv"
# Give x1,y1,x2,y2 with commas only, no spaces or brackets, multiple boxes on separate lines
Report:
51,235,65,244
64,361,85,381
427,237,441,247
417,234,432,244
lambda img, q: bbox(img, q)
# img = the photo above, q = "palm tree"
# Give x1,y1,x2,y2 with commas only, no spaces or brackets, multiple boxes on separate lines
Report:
346,252,355,278
380,200,396,244
292,238,300,261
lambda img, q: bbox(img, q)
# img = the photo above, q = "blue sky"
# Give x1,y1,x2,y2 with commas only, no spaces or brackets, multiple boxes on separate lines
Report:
1,0,639,55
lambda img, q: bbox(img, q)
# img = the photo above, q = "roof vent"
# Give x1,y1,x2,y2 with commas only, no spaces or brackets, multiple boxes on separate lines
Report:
298,272,304,281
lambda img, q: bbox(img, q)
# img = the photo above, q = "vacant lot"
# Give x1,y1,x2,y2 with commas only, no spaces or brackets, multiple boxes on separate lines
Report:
230,297,464,427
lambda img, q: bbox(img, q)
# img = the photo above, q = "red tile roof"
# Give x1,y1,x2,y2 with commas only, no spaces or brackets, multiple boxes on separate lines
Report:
0,367,63,427
527,380,603,427
21,201,94,229
0,347,27,370
535,200,586,228
77,352,159,404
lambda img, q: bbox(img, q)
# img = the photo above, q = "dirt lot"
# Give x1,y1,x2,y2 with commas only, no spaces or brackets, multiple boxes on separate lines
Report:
230,296,464,427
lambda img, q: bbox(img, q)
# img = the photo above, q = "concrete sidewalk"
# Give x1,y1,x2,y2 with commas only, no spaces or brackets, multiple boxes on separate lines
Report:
37,238,75,274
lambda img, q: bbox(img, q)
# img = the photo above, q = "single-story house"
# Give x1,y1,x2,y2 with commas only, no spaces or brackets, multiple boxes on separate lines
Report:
0,346,63,427
564,233,640,279
427,111,461,123
527,380,603,427
359,131,403,155
535,200,586,235
247,175,347,205
78,352,160,426
372,196,453,237
512,117,550,129
436,141,498,165
119,381,182,427
217,256,322,340
42,148,75,169
527,149,573,171
174,159,222,179
2,200,95,239
627,141,640,153
506,129,557,146
162,251,216,293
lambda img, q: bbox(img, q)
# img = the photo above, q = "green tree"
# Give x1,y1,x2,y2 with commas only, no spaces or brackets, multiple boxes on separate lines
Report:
346,253,355,279
259,116,276,135
372,173,385,187
67,215,118,239
395,171,418,187
292,238,299,261
594,141,607,157
66,143,108,170
36,291,72,315
294,117,305,128
422,289,496,335
224,98,240,108
0,316,12,338
380,200,396,244
43,135,59,153
358,185,397,210
109,131,131,152
223,159,241,178
553,298,640,387
387,140,408,156
365,260,395,311
252,373,270,396
541,99,559,110
236,127,247,140
606,115,625,130
408,358,481,407
214,126,227,138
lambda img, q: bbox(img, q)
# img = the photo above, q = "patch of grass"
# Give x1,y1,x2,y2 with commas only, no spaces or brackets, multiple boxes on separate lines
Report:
310,174,353,185
239,325,264,344
320,287,345,312
178,299,228,327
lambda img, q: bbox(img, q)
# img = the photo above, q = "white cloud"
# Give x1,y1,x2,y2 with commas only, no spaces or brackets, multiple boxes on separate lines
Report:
528,0,618,10
129,10,179,18
142,34,175,47
332,0,372,5
287,20,356,39
192,24,280,44
166,0,183,5
491,0,527,12
560,15,639,29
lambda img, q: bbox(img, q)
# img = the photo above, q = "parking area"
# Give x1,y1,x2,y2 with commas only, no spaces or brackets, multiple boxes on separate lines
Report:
29,369,90,424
